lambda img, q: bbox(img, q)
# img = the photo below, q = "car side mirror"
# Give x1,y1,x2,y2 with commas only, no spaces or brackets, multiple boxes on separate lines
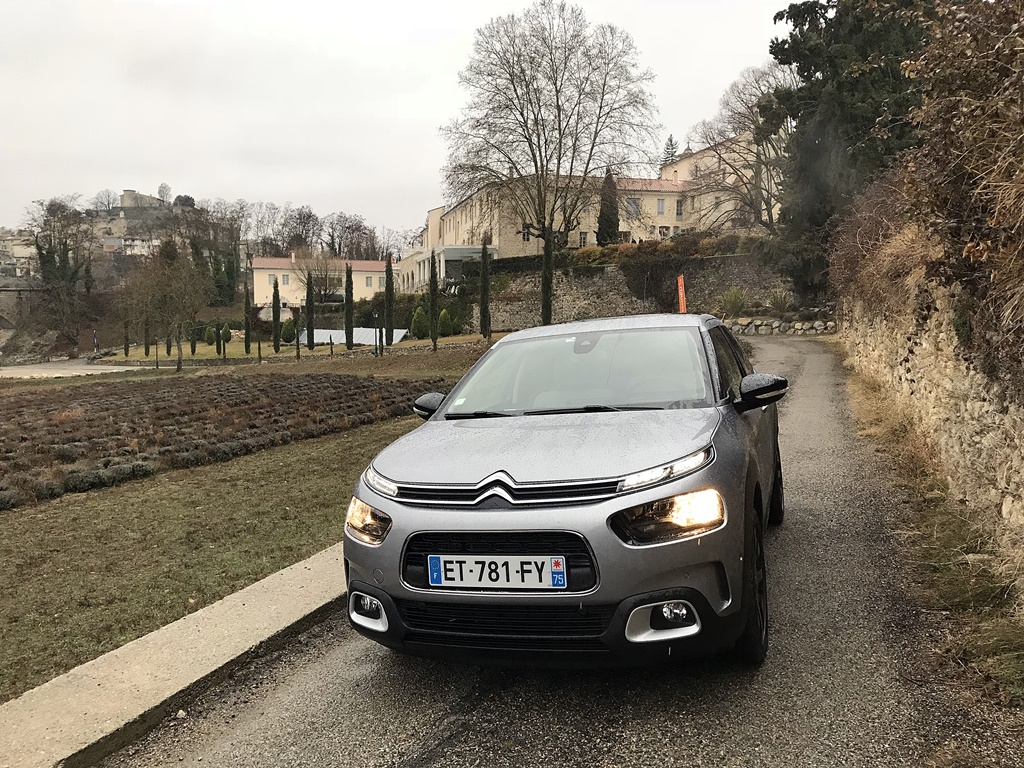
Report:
737,373,788,412
412,392,446,420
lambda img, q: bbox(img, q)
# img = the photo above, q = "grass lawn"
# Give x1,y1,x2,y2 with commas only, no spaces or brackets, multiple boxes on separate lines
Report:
0,416,420,704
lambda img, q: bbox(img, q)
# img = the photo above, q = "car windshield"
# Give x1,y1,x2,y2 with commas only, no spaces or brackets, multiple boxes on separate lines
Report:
444,327,714,417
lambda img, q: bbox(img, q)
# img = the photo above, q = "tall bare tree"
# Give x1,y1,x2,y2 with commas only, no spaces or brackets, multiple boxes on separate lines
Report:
443,0,658,324
90,189,119,212
293,246,345,304
157,182,172,204
686,60,797,233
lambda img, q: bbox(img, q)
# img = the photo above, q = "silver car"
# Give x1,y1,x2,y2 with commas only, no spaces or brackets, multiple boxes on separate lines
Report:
344,314,787,666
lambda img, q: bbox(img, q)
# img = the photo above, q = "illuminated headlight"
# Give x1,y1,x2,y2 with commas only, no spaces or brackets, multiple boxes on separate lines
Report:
618,448,712,492
363,465,398,497
610,489,726,545
345,497,393,545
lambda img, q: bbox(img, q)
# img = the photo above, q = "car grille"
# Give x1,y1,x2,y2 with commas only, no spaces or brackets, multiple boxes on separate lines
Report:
394,476,621,507
402,531,597,592
396,600,615,651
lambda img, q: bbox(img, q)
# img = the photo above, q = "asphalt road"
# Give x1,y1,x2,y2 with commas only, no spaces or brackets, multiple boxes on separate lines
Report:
104,337,1024,768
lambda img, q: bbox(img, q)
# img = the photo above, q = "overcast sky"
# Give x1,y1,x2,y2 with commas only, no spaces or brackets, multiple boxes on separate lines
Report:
1,0,787,233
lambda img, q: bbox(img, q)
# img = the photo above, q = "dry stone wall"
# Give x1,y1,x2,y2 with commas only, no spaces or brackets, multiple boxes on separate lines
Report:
841,282,1024,604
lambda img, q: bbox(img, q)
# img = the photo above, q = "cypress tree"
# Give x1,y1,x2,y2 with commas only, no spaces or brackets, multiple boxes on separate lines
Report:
596,168,619,246
244,278,252,355
344,264,354,350
83,258,94,297
215,324,222,355
428,250,439,352
384,257,395,346
305,271,315,349
123,321,129,357
165,335,172,356
190,323,197,355
479,239,491,340
272,280,282,353
143,317,150,357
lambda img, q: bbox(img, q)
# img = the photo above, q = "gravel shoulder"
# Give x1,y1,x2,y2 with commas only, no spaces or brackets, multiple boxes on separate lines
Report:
103,337,1024,768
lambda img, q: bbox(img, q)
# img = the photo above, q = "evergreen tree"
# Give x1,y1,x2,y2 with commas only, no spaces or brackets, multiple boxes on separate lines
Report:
243,278,252,355
596,168,619,246
428,250,439,352
662,134,679,166
438,308,453,337
190,324,197,355
83,258,94,297
410,306,429,339
215,324,222,355
36,240,56,284
344,264,354,350
123,320,129,358
764,0,925,296
305,271,315,349
282,317,296,344
479,239,491,340
144,317,151,356
272,279,282,353
384,257,395,346
205,325,216,345
165,336,172,356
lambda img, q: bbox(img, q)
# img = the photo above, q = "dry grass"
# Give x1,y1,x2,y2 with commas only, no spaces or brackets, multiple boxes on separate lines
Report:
0,417,421,704
844,361,1024,703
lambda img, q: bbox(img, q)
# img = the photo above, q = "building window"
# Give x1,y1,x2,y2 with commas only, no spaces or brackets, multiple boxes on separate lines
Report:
658,226,670,239
378,276,384,288
282,274,289,286
676,199,684,219
657,198,665,216
365,276,373,287
268,274,277,285
578,232,588,248
625,198,641,218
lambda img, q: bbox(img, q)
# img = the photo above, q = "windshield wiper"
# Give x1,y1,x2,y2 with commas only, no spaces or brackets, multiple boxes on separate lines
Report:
523,404,664,416
444,410,515,420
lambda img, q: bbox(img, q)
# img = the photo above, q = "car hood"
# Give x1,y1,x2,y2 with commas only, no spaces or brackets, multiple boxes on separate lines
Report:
372,409,721,486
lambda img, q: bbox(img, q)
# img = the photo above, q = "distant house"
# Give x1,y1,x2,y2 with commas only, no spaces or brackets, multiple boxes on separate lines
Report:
250,255,387,307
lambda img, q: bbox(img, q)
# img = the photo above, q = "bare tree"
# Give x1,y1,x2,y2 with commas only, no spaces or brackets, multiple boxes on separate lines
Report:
90,189,119,212
247,201,286,257
322,211,373,258
443,0,658,324
686,61,797,233
157,182,172,204
293,246,345,304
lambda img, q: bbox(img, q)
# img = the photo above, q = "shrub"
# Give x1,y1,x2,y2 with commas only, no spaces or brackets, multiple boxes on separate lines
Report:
204,326,216,346
281,318,296,344
221,323,232,344
656,240,677,256
698,238,719,257
601,244,620,262
410,306,429,339
719,287,749,318
765,289,794,316
438,309,453,336
572,245,604,266
617,244,638,261
716,233,741,254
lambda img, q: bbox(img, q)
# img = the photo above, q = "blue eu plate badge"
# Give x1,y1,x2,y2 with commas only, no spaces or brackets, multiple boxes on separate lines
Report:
428,555,443,586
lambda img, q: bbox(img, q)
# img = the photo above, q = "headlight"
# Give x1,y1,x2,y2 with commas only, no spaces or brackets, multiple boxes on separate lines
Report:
364,465,398,497
345,497,393,545
610,488,725,545
618,448,712,493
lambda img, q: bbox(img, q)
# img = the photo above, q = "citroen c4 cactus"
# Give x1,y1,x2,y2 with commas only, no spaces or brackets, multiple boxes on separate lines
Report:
344,314,787,666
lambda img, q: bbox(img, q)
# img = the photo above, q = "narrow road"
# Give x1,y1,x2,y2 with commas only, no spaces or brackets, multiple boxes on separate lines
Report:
104,338,1024,768
0,359,150,378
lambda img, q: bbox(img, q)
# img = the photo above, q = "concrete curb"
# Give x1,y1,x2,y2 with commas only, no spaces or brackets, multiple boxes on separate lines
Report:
0,543,347,768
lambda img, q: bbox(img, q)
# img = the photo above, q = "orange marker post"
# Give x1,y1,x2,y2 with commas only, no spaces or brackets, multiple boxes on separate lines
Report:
677,275,687,313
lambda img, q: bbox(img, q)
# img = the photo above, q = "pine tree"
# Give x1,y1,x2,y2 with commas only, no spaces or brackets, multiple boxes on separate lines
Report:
344,264,354,350
479,239,491,340
244,278,252,355
428,250,439,352
662,134,679,166
596,168,619,246
305,271,315,349
384,257,395,346
272,280,282,353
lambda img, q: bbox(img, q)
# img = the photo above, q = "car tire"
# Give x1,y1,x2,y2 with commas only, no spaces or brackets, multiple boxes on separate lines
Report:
736,511,768,667
768,444,785,526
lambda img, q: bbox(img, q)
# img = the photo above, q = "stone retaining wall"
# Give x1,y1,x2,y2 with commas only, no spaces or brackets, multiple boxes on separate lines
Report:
841,282,1024,605
726,318,837,336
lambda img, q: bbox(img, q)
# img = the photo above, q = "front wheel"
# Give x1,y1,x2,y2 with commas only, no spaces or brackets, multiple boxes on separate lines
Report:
735,514,768,667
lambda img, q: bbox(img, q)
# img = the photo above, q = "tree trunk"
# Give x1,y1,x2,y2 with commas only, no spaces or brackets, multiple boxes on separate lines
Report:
175,324,183,372
541,234,554,326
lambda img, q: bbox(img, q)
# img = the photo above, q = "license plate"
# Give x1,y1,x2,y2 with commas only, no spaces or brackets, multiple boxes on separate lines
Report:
427,554,567,589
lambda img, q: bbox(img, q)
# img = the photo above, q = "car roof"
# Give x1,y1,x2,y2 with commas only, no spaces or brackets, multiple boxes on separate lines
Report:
495,314,721,345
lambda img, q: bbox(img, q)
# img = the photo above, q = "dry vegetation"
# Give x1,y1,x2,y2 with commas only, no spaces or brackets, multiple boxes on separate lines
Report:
844,363,1024,703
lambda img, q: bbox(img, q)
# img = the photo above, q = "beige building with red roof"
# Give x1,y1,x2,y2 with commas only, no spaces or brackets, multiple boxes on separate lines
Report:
251,255,386,307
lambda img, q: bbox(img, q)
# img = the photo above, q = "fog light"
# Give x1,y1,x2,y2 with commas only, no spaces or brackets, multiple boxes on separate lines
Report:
356,595,382,619
661,602,689,623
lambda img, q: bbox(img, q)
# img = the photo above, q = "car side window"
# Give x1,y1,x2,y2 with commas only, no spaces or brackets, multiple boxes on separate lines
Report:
710,327,743,401
724,330,753,375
